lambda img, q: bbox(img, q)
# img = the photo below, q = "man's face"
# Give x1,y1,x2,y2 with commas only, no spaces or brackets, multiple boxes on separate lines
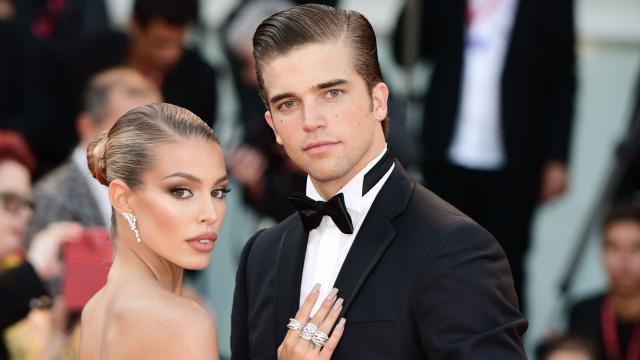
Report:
602,220,640,295
100,75,162,132
79,70,161,145
130,18,186,71
262,39,388,195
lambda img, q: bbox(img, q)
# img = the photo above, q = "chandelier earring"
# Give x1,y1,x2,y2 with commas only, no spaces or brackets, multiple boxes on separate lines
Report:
122,212,141,243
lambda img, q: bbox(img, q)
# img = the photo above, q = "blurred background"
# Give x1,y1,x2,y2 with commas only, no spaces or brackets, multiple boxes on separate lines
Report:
0,0,639,359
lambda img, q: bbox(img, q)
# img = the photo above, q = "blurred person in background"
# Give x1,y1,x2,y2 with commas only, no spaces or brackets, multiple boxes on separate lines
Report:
56,0,217,169
568,203,640,360
393,0,577,310
536,334,596,360
0,130,82,360
223,0,306,222
27,67,161,242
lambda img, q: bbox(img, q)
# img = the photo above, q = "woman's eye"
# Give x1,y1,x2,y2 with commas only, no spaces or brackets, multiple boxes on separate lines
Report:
171,188,192,199
211,186,231,199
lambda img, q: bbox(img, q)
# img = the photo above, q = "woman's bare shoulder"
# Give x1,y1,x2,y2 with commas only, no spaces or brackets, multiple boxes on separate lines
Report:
115,293,218,358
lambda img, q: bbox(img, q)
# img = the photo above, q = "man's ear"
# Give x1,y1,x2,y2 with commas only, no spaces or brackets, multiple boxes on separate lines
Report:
108,179,135,216
76,112,97,145
371,82,389,122
265,111,283,145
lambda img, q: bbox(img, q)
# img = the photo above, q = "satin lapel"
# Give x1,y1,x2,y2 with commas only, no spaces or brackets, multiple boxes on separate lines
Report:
275,219,308,344
333,205,396,316
333,162,413,316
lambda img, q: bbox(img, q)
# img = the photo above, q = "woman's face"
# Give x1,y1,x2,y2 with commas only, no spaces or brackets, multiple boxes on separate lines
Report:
129,138,228,270
0,160,33,255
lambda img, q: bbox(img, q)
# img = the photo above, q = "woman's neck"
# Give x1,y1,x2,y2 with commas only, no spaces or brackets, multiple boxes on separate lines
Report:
110,236,183,294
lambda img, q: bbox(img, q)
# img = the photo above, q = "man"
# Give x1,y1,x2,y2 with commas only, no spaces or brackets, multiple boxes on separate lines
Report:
27,67,161,240
568,203,640,360
230,4,527,359
393,0,577,306
55,0,217,167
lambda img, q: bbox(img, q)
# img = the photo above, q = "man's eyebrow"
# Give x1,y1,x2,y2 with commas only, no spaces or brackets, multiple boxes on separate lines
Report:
268,79,349,105
163,172,202,183
315,79,348,90
270,92,295,105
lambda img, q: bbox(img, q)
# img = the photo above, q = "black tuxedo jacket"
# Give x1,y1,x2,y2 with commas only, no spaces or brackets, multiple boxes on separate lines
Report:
394,0,576,181
231,162,527,359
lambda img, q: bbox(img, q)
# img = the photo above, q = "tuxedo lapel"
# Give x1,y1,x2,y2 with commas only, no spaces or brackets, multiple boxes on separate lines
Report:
275,219,308,344
333,161,414,316
333,205,396,316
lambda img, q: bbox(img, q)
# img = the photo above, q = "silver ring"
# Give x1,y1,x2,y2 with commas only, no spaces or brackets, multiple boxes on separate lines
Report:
311,330,329,347
286,318,304,331
299,323,318,341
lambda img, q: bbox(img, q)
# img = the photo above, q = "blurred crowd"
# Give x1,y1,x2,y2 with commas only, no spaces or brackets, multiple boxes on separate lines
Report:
0,0,639,359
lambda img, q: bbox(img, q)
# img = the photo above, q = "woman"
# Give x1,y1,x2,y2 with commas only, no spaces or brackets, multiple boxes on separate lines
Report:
79,103,344,359
0,130,83,359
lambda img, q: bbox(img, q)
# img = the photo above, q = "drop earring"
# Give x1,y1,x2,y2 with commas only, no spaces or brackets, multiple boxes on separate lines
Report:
122,212,141,243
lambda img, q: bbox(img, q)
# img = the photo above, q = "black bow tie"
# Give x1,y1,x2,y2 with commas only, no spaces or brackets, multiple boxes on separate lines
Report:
289,148,395,234
289,192,354,234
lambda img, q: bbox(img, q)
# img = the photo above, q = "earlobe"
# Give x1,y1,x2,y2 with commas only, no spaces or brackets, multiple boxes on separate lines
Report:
108,179,134,215
372,82,389,122
265,111,283,145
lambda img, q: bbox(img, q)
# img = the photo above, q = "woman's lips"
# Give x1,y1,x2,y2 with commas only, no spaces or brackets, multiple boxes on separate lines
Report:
186,232,217,252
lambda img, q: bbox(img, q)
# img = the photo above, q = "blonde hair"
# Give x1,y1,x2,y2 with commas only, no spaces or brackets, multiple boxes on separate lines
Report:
86,103,219,225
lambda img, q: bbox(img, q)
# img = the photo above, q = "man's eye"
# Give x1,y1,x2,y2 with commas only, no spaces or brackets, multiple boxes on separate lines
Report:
281,100,296,109
171,188,192,199
327,89,342,98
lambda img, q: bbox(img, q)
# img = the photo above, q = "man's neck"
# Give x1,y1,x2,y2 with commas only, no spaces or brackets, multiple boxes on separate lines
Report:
311,141,386,200
126,49,165,87
610,290,640,321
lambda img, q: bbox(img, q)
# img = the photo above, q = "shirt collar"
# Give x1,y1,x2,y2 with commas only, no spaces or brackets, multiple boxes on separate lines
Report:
306,144,388,213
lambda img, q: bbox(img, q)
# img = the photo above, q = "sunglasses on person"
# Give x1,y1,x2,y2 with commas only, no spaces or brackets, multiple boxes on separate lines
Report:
0,192,35,213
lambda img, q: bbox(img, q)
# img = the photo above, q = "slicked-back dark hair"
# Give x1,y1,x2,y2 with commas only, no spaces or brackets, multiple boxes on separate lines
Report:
604,202,640,230
252,4,388,135
133,0,198,29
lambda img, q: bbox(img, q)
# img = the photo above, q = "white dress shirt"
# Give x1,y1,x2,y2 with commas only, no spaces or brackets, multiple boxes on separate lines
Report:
448,0,519,170
71,146,112,226
299,145,395,315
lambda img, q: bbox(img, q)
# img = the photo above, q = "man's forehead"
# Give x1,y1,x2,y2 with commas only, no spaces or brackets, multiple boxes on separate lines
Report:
261,40,358,92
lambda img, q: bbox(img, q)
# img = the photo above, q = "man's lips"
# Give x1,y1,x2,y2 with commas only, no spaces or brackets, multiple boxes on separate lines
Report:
303,141,339,152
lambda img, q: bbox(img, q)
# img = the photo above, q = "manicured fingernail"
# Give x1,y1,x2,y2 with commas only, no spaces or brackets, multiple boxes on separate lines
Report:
312,283,320,294
336,318,346,329
328,288,338,300
332,298,344,311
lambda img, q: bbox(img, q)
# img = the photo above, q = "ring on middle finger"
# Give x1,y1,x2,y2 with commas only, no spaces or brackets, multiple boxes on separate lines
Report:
299,323,318,341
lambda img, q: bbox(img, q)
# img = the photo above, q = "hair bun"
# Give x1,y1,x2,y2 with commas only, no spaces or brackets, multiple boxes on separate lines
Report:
86,131,109,186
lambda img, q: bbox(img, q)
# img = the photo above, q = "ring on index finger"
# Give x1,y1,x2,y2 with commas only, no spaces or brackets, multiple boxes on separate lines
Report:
286,318,304,331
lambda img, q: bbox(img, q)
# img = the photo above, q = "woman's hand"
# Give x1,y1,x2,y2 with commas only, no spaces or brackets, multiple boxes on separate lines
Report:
277,284,346,359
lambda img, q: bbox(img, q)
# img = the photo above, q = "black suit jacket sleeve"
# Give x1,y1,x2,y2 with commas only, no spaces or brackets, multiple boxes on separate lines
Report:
0,262,48,330
539,0,576,164
231,230,263,360
415,222,527,358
